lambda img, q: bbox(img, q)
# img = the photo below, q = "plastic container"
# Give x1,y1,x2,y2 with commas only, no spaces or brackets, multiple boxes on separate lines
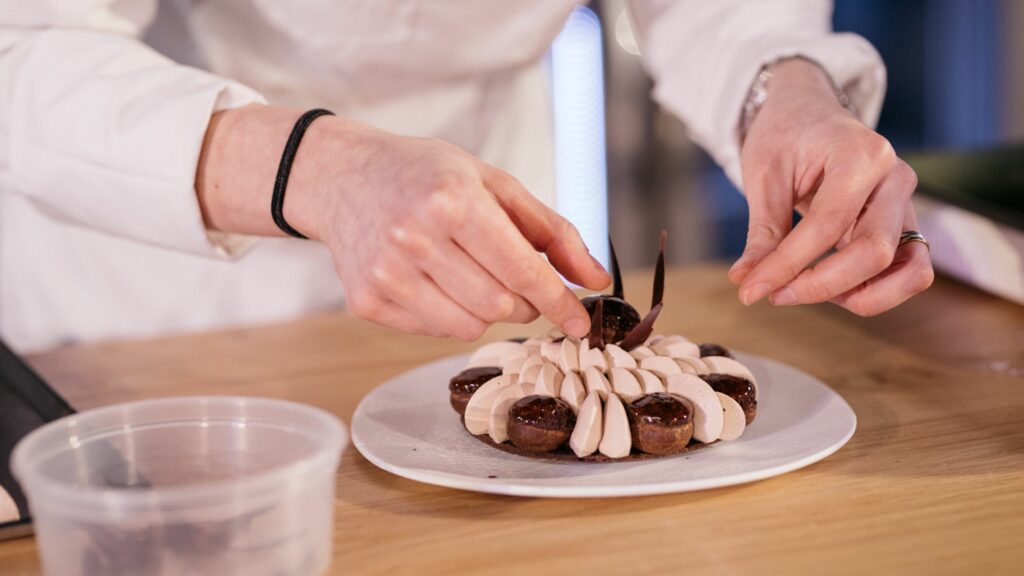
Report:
11,396,347,576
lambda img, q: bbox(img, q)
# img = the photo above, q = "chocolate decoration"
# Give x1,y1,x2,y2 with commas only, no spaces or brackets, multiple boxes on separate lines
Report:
626,393,695,455
587,297,605,349
698,343,732,358
506,337,528,344
578,231,666,350
448,366,503,415
609,236,624,300
702,374,757,425
651,230,667,310
507,396,576,453
582,296,641,347
616,230,667,351
618,302,663,351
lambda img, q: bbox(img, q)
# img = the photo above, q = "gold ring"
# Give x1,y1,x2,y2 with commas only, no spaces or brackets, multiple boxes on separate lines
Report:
898,230,930,251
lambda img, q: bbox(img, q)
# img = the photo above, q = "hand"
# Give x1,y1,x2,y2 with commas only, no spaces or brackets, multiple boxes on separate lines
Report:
197,106,610,340
729,59,934,316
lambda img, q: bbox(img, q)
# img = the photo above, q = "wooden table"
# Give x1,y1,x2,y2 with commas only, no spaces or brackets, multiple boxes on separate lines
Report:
2,266,1022,575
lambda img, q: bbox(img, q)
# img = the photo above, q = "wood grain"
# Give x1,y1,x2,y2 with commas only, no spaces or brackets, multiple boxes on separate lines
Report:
2,266,1022,575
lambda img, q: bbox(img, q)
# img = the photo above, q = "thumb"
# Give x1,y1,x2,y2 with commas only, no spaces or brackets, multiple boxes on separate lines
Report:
729,176,794,286
482,166,611,290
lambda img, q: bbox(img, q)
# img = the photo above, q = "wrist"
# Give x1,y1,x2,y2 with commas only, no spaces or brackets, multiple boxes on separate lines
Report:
740,57,856,145
764,58,838,102
196,105,334,241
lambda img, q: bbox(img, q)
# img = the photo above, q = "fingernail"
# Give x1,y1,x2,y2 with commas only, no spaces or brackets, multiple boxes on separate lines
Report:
770,288,798,306
741,282,771,306
589,254,608,273
729,258,747,274
564,317,589,338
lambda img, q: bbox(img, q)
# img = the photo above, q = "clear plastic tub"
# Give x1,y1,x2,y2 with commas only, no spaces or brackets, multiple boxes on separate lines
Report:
11,396,347,576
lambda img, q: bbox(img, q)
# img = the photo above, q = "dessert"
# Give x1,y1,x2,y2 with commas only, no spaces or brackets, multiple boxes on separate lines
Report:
449,232,759,461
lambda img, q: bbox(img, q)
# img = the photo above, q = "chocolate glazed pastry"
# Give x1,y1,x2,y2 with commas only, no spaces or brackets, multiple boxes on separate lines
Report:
507,396,576,453
626,393,695,455
701,374,757,424
698,343,732,358
581,296,640,344
449,367,503,415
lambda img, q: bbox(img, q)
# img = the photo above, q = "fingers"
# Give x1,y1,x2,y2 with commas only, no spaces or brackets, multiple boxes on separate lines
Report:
830,239,934,316
767,161,915,305
829,208,934,316
345,291,444,337
482,167,611,291
454,194,593,338
729,169,796,286
738,135,897,305
362,256,489,341
390,228,540,324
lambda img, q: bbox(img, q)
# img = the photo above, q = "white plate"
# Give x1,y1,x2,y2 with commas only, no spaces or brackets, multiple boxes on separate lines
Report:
351,352,856,498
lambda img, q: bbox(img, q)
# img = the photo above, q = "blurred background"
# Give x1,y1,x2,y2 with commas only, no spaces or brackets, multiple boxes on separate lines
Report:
549,0,1023,279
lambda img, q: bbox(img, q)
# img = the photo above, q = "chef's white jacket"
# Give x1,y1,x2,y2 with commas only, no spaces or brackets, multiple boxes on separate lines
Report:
0,0,885,352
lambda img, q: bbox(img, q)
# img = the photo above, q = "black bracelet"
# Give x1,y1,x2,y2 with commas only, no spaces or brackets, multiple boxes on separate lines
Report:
272,108,335,239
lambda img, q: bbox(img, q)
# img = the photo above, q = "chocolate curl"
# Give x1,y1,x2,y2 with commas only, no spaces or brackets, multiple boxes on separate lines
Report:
651,230,667,310
588,298,606,349
619,303,663,351
609,236,624,300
